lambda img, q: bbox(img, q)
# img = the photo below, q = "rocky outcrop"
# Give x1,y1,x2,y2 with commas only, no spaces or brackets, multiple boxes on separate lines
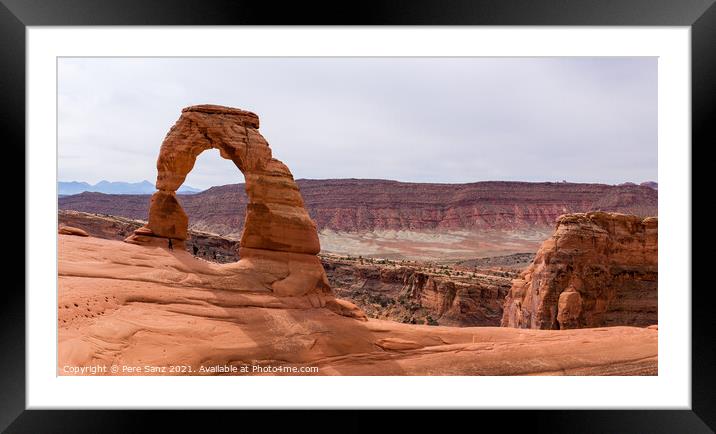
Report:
59,210,241,262
124,105,329,298
60,210,509,326
323,257,513,326
501,212,657,329
58,226,89,237
61,179,658,237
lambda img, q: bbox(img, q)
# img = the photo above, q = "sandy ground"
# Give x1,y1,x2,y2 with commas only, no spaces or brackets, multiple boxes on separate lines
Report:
58,235,657,376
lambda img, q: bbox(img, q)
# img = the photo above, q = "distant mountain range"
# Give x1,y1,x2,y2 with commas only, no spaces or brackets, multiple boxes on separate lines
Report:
58,180,202,196
58,179,658,238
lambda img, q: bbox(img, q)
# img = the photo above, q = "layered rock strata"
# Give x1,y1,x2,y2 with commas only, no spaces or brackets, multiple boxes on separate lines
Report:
323,257,513,326
501,212,657,329
63,179,659,236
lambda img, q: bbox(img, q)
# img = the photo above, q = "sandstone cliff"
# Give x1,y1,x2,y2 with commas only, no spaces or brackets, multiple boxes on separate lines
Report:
501,212,657,329
59,179,658,237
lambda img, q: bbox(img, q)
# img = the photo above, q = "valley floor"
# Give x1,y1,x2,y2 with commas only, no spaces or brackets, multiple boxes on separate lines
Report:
318,228,552,260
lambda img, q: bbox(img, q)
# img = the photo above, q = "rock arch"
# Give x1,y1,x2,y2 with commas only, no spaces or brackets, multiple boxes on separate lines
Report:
125,104,328,297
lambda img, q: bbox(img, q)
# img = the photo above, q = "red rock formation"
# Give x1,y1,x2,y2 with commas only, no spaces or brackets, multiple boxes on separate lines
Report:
58,226,89,237
124,105,327,298
60,179,658,236
56,106,660,376
59,210,242,262
59,210,509,326
323,257,512,326
145,191,188,241
501,212,657,329
58,234,658,375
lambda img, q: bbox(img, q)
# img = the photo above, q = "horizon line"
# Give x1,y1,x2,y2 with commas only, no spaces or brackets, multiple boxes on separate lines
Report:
58,177,658,189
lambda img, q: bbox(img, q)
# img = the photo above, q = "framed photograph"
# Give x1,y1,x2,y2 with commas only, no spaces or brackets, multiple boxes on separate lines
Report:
3,0,712,431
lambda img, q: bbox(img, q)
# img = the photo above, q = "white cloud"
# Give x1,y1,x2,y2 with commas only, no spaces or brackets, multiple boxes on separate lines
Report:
58,57,657,189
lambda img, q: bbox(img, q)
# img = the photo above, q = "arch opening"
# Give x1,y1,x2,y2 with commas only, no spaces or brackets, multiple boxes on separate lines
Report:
124,104,329,297
179,148,247,262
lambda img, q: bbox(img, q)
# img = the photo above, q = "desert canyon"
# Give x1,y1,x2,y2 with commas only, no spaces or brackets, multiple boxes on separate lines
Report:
58,105,658,375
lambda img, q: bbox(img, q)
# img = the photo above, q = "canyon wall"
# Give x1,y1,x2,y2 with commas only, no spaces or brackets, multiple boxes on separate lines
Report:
323,257,513,326
501,212,658,329
60,179,658,238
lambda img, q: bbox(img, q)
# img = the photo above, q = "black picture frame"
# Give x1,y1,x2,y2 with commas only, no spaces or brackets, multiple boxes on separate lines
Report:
2,0,712,432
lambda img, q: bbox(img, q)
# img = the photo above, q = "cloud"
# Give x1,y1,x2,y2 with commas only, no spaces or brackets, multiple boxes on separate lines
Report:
58,57,657,189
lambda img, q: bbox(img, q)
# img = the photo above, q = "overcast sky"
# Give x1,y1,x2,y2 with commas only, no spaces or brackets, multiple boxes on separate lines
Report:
58,57,657,190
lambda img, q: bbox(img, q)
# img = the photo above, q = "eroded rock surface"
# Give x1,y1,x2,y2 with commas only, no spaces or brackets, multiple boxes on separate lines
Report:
323,256,512,326
124,105,326,297
65,180,658,235
57,105,659,375
60,210,510,325
59,235,658,375
58,226,89,237
59,210,241,262
501,212,657,329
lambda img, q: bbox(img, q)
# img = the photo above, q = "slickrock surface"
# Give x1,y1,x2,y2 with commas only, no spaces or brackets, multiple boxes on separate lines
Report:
60,210,512,326
124,105,326,297
59,235,657,376
323,256,513,326
501,212,658,330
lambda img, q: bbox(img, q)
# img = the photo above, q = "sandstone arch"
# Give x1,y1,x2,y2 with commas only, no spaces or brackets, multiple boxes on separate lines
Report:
125,104,328,297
